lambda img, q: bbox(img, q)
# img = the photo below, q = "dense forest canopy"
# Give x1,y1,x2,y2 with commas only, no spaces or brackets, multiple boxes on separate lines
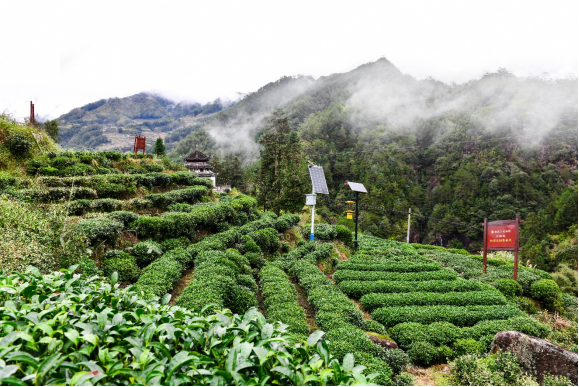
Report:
168,58,577,271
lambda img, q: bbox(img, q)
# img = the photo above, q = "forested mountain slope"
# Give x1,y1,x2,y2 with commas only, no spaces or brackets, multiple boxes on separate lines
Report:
171,58,578,270
56,92,233,151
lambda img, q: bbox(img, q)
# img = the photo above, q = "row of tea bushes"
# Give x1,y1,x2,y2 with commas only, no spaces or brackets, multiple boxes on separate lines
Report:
360,290,507,310
390,317,551,351
332,268,457,283
0,268,370,386
3,171,211,195
259,263,310,336
338,279,490,299
372,304,524,327
65,186,209,215
288,258,395,385
133,212,299,301
176,249,258,315
336,260,441,272
419,249,554,295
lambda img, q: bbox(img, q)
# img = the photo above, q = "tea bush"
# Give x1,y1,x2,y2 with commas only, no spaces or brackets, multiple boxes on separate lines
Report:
336,261,442,272
105,210,139,227
75,217,123,246
531,279,562,310
360,290,507,311
333,268,457,284
259,263,309,336
0,268,372,386
493,278,523,298
339,279,488,299
334,224,353,246
249,228,281,254
131,240,164,267
102,254,140,283
372,304,523,327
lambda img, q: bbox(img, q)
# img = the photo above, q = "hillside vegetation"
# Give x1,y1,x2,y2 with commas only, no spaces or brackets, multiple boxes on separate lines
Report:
56,93,232,151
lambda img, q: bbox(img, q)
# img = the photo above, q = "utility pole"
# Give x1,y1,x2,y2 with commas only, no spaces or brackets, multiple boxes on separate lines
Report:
406,208,412,243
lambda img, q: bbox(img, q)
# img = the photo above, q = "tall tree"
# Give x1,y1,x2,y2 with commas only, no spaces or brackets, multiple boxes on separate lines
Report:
153,137,166,156
43,120,60,143
256,109,308,215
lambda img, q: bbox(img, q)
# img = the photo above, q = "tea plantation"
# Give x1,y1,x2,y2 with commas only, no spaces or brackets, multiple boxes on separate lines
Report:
1,148,577,385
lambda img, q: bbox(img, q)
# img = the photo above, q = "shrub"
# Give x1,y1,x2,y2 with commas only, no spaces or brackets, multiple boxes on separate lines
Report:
167,203,194,212
96,182,126,198
364,319,387,335
531,279,562,310
6,133,32,156
249,228,280,254
543,373,574,386
64,199,91,215
281,242,291,253
102,255,140,283
454,338,485,356
91,198,122,212
106,211,139,227
131,240,163,267
78,256,102,277
307,223,338,241
383,348,410,374
160,237,190,251
408,341,439,366
133,254,183,297
493,279,523,298
334,225,353,246
76,217,123,246
337,260,441,272
394,373,414,386
515,296,539,314
102,249,131,261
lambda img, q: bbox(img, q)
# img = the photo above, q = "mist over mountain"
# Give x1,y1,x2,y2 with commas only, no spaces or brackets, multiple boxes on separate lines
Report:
165,58,577,259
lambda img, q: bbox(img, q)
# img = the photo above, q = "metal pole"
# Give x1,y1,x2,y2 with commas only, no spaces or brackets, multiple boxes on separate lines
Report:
310,191,315,241
482,218,488,274
354,191,359,249
406,208,411,243
514,214,519,281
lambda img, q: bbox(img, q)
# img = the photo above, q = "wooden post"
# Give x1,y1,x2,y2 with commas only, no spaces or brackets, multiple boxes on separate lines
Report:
514,214,520,280
482,218,488,274
406,208,411,244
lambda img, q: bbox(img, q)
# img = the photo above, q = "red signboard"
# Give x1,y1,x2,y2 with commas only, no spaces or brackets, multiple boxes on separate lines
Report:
487,225,516,248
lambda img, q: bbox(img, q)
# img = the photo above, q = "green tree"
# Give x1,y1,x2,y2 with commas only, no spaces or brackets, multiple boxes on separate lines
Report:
43,119,60,143
256,109,308,215
153,137,166,156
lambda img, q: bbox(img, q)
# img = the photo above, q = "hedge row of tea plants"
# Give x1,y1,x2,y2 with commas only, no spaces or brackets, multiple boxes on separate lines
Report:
135,212,299,305
133,195,258,238
258,263,310,336
336,260,442,272
338,278,490,299
65,186,209,215
360,290,507,311
288,258,395,385
420,250,554,295
0,268,373,386
176,249,258,315
372,304,524,327
332,268,457,283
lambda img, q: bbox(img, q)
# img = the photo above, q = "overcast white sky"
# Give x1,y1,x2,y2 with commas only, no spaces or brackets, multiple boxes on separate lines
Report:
0,0,577,121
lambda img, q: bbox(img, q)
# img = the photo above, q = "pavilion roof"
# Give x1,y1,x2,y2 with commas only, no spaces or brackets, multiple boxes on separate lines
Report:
184,145,210,162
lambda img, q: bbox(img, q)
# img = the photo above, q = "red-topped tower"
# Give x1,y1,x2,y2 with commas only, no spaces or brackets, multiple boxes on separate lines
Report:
184,145,217,186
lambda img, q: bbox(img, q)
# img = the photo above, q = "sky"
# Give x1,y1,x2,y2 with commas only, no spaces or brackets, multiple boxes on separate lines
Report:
0,0,577,121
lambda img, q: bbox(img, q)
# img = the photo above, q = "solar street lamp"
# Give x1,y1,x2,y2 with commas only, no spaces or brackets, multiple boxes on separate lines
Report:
307,164,329,241
345,181,367,249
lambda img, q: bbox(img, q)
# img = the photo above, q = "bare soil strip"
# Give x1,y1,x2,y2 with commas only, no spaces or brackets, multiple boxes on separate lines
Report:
255,276,268,318
168,268,194,305
289,275,318,333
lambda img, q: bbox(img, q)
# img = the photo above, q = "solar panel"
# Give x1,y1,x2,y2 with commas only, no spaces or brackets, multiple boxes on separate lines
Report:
347,181,367,193
308,165,329,194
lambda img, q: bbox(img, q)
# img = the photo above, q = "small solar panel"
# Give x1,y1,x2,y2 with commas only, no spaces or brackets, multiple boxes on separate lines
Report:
347,181,367,193
308,165,329,194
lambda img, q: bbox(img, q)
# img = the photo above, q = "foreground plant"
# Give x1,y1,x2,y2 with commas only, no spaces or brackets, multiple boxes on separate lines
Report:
0,267,375,385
